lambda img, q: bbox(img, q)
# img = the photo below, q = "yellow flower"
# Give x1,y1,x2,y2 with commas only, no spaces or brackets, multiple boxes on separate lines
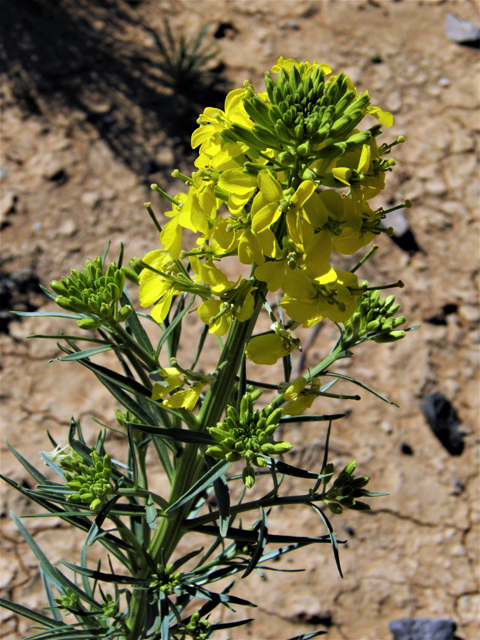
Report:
197,281,256,336
152,367,184,400
281,268,359,327
217,169,257,215
246,330,299,365
139,250,182,323
191,88,252,151
152,367,209,411
282,376,321,416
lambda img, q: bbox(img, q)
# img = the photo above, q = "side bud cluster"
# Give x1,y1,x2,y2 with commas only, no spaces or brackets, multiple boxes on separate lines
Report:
50,257,132,329
186,612,212,640
206,393,292,488
321,460,373,514
60,449,113,511
149,564,182,595
343,288,406,345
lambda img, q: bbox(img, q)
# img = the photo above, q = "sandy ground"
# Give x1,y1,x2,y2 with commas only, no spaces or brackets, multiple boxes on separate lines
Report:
1,1,479,639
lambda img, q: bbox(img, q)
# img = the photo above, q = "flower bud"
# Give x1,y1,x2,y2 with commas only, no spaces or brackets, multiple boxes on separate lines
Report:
77,318,103,330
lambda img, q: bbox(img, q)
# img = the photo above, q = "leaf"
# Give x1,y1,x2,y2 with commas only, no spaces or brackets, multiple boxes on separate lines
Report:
323,371,397,406
0,597,64,628
210,619,256,631
242,507,268,578
29,334,110,343
5,441,50,484
61,562,147,585
11,311,81,319
121,291,155,355
58,344,118,361
165,460,231,514
267,458,321,480
171,547,203,573
126,423,215,445
9,513,101,608
0,476,132,566
309,504,343,578
213,471,230,538
156,294,195,357
279,413,347,423
151,436,173,484
41,573,63,623
285,632,327,640
145,494,158,530
85,496,121,547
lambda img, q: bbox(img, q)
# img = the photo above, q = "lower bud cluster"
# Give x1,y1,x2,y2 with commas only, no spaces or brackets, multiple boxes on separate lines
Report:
206,393,292,488
60,450,113,511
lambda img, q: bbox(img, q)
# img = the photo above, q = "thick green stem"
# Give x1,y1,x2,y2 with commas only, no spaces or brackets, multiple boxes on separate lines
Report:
125,285,266,637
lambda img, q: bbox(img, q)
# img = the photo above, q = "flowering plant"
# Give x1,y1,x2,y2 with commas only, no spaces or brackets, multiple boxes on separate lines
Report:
2,58,415,639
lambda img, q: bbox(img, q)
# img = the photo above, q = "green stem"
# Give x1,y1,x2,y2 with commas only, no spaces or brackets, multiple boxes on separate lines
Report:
125,282,267,638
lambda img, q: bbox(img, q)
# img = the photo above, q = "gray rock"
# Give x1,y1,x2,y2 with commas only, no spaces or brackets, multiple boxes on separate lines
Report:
389,618,457,640
445,13,480,44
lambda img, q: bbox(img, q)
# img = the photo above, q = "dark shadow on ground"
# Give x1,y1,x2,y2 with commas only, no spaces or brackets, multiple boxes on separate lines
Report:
0,0,228,176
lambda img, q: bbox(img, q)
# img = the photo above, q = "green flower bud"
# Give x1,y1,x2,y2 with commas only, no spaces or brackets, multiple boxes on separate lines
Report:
205,445,225,460
225,451,242,463
77,318,103,330
118,305,133,322
326,501,343,515
242,466,256,489
373,330,406,343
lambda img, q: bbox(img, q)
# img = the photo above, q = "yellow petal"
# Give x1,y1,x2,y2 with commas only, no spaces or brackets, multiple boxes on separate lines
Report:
246,334,291,365
366,105,393,127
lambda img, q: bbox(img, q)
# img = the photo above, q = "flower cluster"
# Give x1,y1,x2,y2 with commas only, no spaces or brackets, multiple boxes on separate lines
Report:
151,358,215,410
139,57,404,352
206,393,291,488
320,460,374,514
149,564,182,595
50,257,132,329
58,449,113,511
342,287,407,346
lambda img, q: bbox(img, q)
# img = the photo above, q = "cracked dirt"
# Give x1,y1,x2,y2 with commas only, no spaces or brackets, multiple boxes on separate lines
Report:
0,0,479,638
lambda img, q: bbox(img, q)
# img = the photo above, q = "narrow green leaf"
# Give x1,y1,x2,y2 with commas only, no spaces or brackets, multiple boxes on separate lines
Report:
145,494,158,530
309,503,343,578
9,513,101,608
11,311,80,319
5,441,50,484
126,423,214,445
58,344,118,361
61,562,147,585
242,507,268,578
85,496,121,547
268,458,322,480
156,295,195,357
1,476,132,568
0,597,63,628
29,334,109,343
210,619,255,631
41,571,63,623
80,545,92,598
151,436,173,483
280,413,347,423
323,371,397,406
165,460,231,514
121,291,155,355
213,471,230,538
